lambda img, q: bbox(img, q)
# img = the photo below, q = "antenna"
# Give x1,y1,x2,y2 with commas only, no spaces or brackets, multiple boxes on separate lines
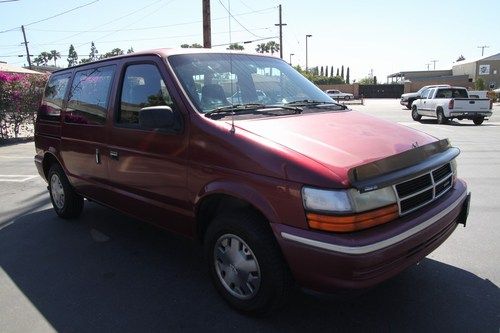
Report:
227,0,235,134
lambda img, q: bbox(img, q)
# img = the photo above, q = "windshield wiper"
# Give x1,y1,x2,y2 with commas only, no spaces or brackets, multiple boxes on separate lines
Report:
204,103,302,119
284,100,348,109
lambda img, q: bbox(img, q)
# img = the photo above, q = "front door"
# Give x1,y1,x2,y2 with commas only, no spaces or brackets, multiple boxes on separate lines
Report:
106,57,192,235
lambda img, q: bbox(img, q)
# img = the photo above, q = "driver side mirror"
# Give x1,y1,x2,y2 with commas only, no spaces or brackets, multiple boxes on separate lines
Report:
139,106,180,132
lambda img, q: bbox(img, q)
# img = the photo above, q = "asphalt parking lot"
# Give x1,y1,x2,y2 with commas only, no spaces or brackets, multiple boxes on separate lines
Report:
0,99,499,332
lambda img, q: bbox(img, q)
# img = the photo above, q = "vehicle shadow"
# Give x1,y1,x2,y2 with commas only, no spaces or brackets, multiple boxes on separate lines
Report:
0,203,498,332
417,119,499,127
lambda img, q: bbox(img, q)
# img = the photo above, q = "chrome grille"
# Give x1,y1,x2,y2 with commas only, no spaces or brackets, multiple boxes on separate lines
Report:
394,163,453,215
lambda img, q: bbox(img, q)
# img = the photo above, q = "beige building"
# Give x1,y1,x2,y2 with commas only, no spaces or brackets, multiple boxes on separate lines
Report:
452,53,500,89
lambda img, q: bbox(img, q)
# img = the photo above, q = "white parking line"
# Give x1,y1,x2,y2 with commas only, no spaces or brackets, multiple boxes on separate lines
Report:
0,156,33,159
0,175,38,182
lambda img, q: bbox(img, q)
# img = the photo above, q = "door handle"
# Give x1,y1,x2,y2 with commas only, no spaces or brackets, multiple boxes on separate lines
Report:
109,150,119,160
95,148,101,164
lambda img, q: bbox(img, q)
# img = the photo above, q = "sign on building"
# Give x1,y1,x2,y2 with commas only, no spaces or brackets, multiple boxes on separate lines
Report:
478,64,490,75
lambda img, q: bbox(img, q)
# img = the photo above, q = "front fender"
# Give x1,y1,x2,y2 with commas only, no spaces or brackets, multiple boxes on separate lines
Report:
194,179,282,225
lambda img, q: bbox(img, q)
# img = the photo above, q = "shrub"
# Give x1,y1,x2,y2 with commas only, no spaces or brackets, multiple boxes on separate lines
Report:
0,72,48,140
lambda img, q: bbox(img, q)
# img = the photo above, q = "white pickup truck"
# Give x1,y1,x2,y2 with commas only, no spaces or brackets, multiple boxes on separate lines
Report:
411,86,493,125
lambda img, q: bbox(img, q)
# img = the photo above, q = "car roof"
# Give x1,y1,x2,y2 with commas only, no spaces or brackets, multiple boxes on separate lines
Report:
52,48,281,74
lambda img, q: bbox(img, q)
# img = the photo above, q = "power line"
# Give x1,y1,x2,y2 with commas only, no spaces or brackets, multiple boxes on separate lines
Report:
34,0,165,47
216,0,266,39
26,7,275,34
0,0,100,33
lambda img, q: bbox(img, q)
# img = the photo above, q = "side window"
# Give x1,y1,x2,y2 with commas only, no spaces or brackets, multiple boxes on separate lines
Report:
428,89,435,99
118,64,174,126
39,74,70,120
420,89,430,99
66,65,115,125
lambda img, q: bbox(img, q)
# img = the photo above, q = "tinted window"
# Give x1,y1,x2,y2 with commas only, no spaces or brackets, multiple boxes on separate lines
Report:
39,74,70,120
436,88,468,99
428,89,435,99
118,64,173,126
66,65,115,125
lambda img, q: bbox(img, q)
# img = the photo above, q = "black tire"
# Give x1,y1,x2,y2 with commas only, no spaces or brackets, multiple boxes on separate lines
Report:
473,116,484,125
411,106,421,121
204,210,293,315
344,96,351,100
48,164,84,219
436,108,448,125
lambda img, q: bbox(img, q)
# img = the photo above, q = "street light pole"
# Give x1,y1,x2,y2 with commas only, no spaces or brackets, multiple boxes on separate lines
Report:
305,34,312,72
289,53,294,66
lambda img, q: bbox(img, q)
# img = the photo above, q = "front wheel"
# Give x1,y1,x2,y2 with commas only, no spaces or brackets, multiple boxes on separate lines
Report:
48,164,84,219
411,106,421,121
204,210,293,314
473,116,484,125
344,96,351,100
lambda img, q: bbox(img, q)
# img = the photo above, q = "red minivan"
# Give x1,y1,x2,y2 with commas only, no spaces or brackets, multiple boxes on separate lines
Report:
34,49,470,314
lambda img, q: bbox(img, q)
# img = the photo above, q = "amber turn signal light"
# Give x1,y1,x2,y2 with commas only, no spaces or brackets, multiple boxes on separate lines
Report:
307,204,399,232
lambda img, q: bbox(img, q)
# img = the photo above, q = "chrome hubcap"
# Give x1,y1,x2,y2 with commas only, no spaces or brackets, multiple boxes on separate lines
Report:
214,234,261,300
50,174,65,209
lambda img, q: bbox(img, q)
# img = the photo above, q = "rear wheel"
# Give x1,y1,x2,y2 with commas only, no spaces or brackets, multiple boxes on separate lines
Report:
437,109,448,124
344,96,351,100
411,106,421,121
204,210,293,314
473,116,484,125
48,164,84,219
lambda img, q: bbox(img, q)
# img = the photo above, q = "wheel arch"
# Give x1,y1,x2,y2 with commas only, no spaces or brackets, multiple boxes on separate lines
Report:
194,180,280,241
42,151,63,180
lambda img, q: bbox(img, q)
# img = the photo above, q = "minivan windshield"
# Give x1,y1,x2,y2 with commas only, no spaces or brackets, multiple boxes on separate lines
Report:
168,53,339,117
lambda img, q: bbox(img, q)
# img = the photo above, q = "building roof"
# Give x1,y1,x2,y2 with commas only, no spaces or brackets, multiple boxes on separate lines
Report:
387,70,452,78
453,52,500,66
0,62,45,75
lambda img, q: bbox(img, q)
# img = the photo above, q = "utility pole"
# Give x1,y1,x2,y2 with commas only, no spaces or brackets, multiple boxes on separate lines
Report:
477,45,489,56
202,0,211,48
21,25,32,69
305,34,312,72
425,63,431,70
274,4,287,59
430,59,438,70
289,53,294,65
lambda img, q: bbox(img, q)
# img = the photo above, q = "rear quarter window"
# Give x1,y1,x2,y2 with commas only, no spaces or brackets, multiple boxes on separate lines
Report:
39,74,70,121
65,65,115,125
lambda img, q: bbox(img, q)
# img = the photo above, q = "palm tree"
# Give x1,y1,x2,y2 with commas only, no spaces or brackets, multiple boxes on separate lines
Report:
266,41,280,55
227,43,244,50
255,43,269,53
49,50,61,67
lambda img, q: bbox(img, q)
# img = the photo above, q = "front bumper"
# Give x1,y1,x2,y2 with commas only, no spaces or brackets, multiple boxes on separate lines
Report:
273,179,469,292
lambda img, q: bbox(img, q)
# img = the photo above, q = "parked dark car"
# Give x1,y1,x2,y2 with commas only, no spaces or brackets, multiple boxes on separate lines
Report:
35,49,470,314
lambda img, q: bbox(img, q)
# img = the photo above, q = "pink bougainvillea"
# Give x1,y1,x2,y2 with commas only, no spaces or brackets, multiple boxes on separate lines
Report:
0,71,48,140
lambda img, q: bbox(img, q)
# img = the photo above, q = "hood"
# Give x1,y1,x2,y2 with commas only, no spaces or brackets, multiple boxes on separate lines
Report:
401,92,419,98
233,110,436,182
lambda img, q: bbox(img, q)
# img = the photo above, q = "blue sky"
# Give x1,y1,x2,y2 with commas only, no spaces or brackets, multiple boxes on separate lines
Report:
0,0,498,80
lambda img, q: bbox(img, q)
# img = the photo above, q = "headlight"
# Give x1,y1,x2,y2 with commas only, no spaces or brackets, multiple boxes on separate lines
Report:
302,187,351,212
302,186,399,233
302,186,397,213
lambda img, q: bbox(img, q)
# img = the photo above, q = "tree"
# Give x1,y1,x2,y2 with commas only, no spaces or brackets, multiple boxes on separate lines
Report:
320,66,324,76
49,50,61,66
336,68,339,76
67,44,78,67
266,41,280,55
100,48,124,59
475,77,486,90
373,75,377,85
255,43,269,53
127,47,134,54
89,42,99,61
181,43,202,48
330,66,334,77
227,43,244,50
35,52,51,66
456,55,465,62
341,65,344,80
358,76,375,84
346,67,350,84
